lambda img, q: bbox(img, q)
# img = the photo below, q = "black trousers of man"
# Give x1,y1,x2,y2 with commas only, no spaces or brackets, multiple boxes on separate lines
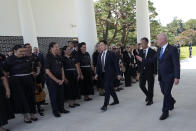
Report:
100,73,119,106
139,73,155,102
159,79,175,114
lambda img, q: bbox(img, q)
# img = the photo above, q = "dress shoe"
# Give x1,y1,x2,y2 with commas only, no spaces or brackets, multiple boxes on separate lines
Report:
145,97,148,102
110,101,119,106
100,106,107,111
39,112,44,116
60,109,70,114
54,112,61,117
24,120,32,123
159,113,169,120
99,93,105,96
146,101,153,106
169,100,176,110
69,105,75,108
74,103,80,106
31,117,38,121
84,98,93,101
119,87,124,90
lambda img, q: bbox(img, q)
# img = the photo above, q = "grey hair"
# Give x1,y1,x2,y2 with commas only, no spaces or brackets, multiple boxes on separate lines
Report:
159,33,168,42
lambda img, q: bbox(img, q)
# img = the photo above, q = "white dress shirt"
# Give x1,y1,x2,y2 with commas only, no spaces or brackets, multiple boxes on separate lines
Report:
161,43,168,54
143,47,149,58
101,49,108,66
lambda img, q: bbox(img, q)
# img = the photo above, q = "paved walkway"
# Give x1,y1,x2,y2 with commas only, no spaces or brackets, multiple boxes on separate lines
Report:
6,57,196,131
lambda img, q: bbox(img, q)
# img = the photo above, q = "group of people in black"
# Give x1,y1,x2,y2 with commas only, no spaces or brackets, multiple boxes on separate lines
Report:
0,38,161,131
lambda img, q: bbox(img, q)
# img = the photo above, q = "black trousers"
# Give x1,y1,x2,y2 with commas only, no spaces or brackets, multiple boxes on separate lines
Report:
101,73,119,106
159,80,175,113
139,74,155,101
189,50,192,57
47,84,64,114
124,66,132,86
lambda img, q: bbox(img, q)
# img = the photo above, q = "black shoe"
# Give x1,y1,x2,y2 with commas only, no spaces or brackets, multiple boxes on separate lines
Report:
145,97,148,102
39,112,44,116
115,88,120,92
60,109,70,114
69,105,75,108
84,98,93,101
54,112,61,117
24,119,32,123
100,105,107,111
99,93,105,96
119,87,124,90
146,101,153,106
169,106,174,111
159,113,169,120
169,100,176,110
31,117,38,121
42,102,48,105
110,101,119,106
74,103,80,106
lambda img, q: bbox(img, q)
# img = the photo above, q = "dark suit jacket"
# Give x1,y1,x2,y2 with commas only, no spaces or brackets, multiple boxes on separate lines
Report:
123,51,134,68
143,44,180,82
96,50,120,81
139,48,157,76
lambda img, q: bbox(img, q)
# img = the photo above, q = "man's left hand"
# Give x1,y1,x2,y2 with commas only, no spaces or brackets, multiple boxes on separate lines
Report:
174,78,180,85
117,75,122,80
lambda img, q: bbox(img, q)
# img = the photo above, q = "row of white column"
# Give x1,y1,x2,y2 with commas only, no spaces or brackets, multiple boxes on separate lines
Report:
17,0,150,52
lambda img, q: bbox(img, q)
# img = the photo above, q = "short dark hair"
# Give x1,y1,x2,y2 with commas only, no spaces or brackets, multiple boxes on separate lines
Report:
48,42,57,53
24,43,31,48
100,40,108,45
13,45,23,51
141,37,149,44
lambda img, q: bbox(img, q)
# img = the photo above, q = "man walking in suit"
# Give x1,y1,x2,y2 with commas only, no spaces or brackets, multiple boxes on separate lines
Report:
139,37,157,106
95,40,121,111
136,33,180,120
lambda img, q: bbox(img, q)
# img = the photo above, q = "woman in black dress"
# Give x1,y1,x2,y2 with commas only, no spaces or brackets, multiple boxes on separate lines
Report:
62,46,81,108
0,68,13,131
45,42,70,118
5,45,37,123
77,42,94,101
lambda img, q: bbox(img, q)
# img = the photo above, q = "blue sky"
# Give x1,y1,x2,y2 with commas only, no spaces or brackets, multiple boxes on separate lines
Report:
93,0,196,26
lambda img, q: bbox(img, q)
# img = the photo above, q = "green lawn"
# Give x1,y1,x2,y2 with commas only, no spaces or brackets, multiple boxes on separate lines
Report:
180,46,196,60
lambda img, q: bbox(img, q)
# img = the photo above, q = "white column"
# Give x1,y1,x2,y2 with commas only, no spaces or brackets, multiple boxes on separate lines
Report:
136,0,150,43
17,0,38,48
74,0,98,55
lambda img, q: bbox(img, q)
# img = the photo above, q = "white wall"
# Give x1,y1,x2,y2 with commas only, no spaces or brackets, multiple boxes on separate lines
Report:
0,0,21,36
31,0,78,37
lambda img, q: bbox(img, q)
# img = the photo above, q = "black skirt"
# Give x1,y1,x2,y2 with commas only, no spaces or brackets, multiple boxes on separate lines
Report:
9,75,36,114
0,84,14,126
64,70,80,100
79,67,94,96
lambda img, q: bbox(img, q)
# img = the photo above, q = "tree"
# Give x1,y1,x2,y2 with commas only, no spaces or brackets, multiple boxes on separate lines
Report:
184,19,196,30
94,0,158,46
176,29,196,46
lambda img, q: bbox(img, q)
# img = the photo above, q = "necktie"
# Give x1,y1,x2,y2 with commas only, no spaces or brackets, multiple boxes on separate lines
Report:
143,50,146,58
101,52,105,72
160,47,164,59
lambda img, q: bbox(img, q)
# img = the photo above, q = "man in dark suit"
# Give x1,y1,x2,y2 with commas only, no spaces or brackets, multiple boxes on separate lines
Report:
95,40,121,111
139,37,157,106
136,33,180,120
189,41,192,58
